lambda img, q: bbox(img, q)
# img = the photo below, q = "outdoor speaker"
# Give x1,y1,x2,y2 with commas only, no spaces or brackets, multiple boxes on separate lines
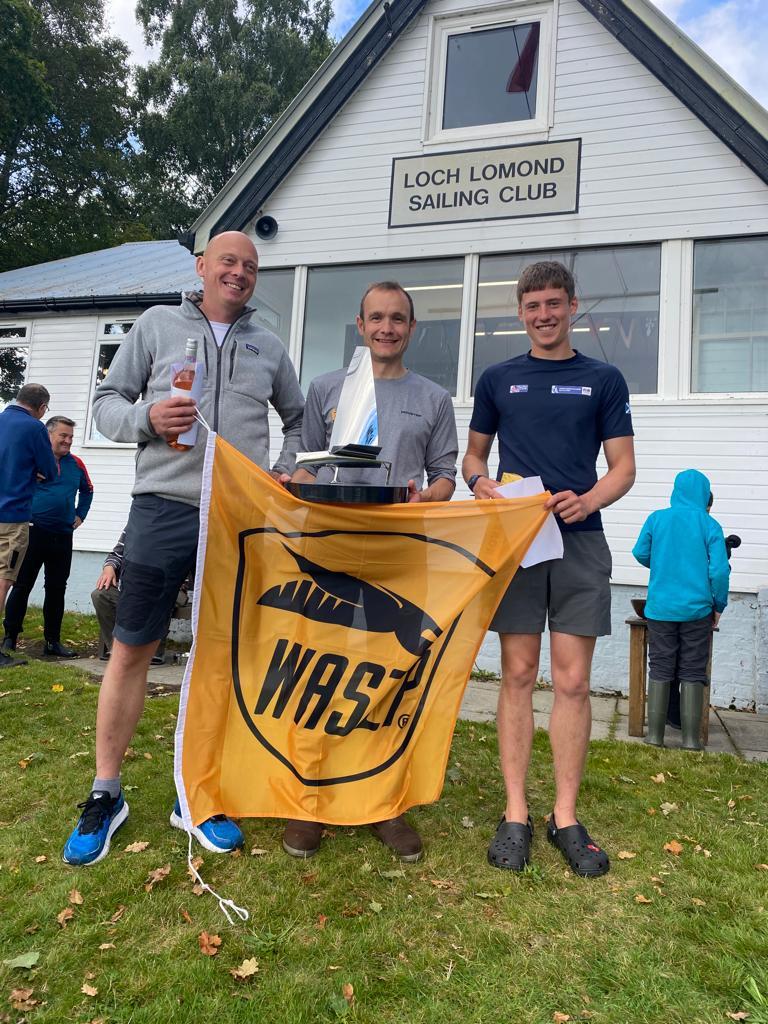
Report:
255,215,278,240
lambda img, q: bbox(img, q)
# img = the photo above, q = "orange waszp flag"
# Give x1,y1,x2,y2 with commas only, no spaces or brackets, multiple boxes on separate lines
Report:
175,434,550,828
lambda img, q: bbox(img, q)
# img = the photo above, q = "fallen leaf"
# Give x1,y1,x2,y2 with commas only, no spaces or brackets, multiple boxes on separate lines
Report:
187,855,204,876
57,906,75,928
143,752,152,760
461,816,474,829
368,900,382,914
301,871,318,885
728,799,737,811
342,905,363,917
694,845,712,858
634,894,653,904
474,891,502,899
34,855,47,864
328,965,341,971
124,841,149,853
660,802,679,817
651,772,665,784
51,684,64,693
691,898,706,907
250,847,267,857
617,851,637,860
18,758,29,770
229,957,259,980
109,905,126,923
755,864,768,872
191,883,205,896
664,840,684,856
430,878,458,892
3,952,40,969
725,1013,749,1021
144,864,171,892
315,914,328,930
180,909,192,925
380,869,405,879
651,876,664,884
647,808,657,816
81,983,98,997
68,888,84,905
342,982,354,1005
198,931,222,956
9,987,38,1011
554,1014,571,1022
98,943,116,951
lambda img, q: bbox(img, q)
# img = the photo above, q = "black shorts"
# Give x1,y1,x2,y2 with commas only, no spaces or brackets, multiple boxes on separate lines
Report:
646,616,712,684
491,530,612,637
114,494,199,646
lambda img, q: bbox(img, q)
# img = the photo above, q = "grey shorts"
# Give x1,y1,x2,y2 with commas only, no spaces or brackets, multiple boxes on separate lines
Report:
114,494,199,646
492,530,612,637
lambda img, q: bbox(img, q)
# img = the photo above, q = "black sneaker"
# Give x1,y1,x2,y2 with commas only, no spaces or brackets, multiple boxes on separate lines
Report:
0,649,25,669
1,634,17,652
44,641,78,658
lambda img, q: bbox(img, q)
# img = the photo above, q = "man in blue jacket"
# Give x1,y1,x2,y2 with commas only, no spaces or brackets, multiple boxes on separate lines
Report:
0,384,59,669
3,416,93,658
632,469,730,750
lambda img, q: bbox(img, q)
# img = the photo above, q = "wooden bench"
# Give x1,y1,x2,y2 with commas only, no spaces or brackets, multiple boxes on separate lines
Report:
626,614,712,744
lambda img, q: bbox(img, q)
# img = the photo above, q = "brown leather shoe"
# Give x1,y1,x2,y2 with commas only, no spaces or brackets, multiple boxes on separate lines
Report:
282,819,323,858
370,816,423,862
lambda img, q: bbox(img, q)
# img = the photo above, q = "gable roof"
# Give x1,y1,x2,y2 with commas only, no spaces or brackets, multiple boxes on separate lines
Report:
186,0,768,253
0,241,198,314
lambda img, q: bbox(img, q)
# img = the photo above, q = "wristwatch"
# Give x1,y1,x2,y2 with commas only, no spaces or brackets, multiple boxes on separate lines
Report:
467,474,485,493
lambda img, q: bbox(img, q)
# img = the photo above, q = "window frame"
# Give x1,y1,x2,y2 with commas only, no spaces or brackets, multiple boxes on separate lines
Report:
83,317,138,449
687,234,768,400
0,322,32,405
423,1,556,148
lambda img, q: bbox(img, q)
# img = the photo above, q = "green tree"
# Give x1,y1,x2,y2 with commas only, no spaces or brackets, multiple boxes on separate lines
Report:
134,0,334,233
0,0,145,273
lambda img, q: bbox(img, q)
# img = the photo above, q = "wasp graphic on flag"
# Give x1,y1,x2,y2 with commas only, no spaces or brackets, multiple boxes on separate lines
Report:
176,435,551,827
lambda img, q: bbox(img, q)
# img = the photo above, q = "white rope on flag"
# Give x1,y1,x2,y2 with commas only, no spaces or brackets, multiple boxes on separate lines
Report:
186,833,249,925
173,427,250,926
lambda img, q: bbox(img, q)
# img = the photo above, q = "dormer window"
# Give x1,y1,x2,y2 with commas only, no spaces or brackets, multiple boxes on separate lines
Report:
425,4,554,145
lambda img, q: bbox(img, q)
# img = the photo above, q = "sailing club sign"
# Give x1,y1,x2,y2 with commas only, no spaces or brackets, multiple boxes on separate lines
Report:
388,139,581,228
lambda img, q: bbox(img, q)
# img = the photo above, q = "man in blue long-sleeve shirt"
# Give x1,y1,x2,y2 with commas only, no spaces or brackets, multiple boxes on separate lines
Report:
3,416,94,658
0,384,58,669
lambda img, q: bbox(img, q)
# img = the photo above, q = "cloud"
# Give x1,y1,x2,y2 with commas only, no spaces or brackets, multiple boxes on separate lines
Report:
682,0,768,108
330,0,366,39
103,0,157,66
651,0,688,16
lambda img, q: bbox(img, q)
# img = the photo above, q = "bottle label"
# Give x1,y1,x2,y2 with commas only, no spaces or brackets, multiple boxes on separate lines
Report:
170,361,204,446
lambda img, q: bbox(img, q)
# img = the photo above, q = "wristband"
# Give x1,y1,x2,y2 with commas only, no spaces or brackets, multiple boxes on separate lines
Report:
467,473,485,492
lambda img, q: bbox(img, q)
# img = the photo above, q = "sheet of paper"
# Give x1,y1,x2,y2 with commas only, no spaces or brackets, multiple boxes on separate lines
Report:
495,476,564,567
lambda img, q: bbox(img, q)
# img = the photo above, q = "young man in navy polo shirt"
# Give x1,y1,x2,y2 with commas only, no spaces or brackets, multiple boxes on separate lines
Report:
463,261,635,877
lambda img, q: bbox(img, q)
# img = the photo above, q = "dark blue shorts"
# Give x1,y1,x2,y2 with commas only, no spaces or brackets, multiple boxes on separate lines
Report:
114,494,199,646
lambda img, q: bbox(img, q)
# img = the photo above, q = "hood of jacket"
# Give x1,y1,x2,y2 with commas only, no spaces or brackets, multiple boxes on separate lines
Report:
670,468,711,511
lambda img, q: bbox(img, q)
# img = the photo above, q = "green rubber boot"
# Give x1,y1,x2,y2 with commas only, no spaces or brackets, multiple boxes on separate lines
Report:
681,682,705,750
645,679,670,747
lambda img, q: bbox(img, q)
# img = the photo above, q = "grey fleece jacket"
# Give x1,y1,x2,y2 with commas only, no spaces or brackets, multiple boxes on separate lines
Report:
92,292,305,507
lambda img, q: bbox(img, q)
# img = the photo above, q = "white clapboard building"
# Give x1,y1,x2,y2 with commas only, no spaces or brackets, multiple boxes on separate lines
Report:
2,0,767,709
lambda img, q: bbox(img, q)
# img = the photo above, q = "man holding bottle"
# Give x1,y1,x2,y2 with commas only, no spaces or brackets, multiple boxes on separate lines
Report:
63,231,305,866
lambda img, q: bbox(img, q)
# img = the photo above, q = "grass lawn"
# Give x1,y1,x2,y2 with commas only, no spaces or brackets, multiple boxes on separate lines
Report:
0,637,767,1023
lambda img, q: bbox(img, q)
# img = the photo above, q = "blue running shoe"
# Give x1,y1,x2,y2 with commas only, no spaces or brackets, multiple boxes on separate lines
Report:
62,790,129,866
170,798,243,853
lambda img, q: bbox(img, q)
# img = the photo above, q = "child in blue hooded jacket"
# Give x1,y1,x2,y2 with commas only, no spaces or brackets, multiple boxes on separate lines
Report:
632,469,730,749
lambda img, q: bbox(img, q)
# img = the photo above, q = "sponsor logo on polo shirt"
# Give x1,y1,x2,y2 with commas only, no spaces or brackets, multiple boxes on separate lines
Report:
551,385,592,396
245,343,260,355
509,385,529,394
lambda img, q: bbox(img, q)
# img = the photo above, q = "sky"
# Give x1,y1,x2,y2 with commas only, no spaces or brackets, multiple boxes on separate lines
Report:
103,0,768,109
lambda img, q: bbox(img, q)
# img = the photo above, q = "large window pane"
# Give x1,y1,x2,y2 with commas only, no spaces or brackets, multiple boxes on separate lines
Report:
252,268,294,346
302,259,464,394
0,326,29,404
692,237,768,393
443,23,539,130
472,245,661,394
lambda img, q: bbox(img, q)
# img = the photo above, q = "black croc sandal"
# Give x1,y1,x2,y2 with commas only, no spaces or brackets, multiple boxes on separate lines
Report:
546,815,610,877
487,815,533,871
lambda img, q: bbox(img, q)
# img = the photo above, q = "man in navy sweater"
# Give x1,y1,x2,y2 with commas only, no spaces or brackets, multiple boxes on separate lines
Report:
0,384,58,669
3,416,94,658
